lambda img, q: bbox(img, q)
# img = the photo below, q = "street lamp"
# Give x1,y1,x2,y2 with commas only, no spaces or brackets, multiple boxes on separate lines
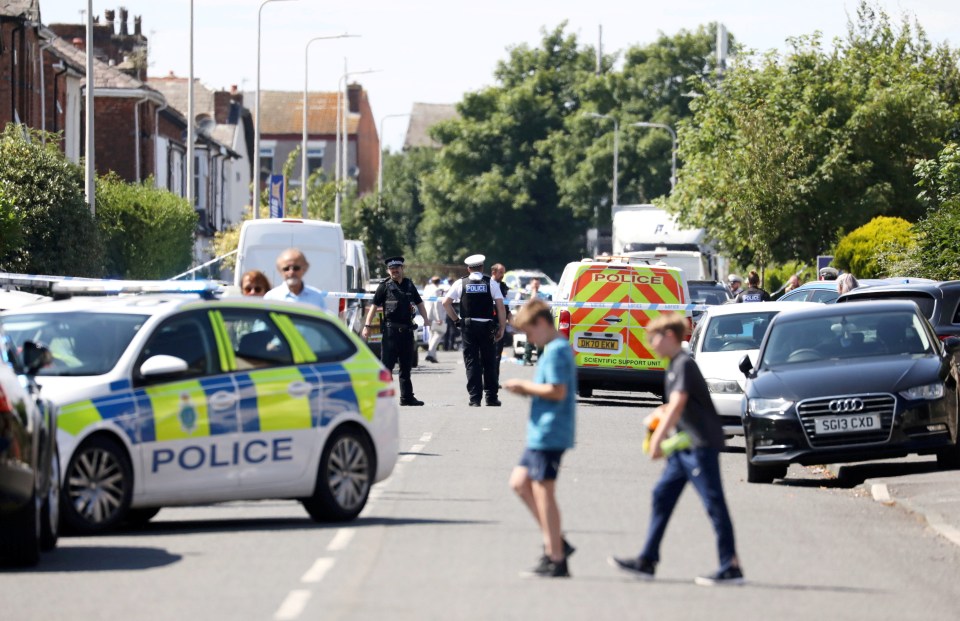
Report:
377,113,411,208
584,112,619,210
302,33,359,216
334,68,379,223
253,0,297,219
632,121,678,193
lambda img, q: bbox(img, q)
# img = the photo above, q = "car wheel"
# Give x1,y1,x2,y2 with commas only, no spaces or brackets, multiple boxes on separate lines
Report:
40,445,61,552
302,426,373,522
62,435,133,534
936,442,960,470
0,483,41,566
124,507,161,526
577,385,593,398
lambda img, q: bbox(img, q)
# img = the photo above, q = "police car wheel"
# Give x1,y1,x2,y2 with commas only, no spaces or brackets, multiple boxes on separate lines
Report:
40,445,61,552
302,427,373,522
61,435,133,534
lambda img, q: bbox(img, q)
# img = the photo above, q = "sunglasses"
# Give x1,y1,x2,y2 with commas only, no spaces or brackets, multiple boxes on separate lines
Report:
243,285,264,293
281,265,303,272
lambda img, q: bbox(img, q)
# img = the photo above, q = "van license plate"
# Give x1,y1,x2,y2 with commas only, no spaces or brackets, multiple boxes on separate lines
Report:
813,414,881,435
577,337,618,351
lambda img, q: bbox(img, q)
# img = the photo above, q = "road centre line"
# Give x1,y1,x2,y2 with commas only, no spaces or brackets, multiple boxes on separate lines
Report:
273,590,312,621
326,528,355,552
300,557,336,583
419,433,433,442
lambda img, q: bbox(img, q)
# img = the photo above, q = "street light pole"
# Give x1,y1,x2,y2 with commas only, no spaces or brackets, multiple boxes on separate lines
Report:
377,114,410,208
84,0,94,215
585,112,619,210
254,0,296,219
302,34,358,217
632,121,678,193
187,0,194,207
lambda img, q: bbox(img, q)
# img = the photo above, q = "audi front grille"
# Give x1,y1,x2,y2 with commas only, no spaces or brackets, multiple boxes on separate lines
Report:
796,394,896,448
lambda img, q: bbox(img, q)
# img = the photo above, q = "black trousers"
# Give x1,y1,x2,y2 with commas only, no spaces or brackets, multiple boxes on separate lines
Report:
461,320,497,403
381,326,415,401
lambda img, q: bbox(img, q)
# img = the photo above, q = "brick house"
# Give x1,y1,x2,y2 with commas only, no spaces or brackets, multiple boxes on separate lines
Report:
253,83,379,195
0,0,43,130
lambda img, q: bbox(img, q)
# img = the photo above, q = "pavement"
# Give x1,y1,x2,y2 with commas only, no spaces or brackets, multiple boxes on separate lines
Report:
827,456,960,548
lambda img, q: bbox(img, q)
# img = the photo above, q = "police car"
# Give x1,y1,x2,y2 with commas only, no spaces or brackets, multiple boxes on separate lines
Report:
0,280,399,534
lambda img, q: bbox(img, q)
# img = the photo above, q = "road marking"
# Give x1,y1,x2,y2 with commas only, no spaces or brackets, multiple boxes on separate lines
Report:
871,483,892,503
419,432,433,442
399,443,425,463
300,557,335,583
326,528,355,552
409,443,425,452
274,590,312,620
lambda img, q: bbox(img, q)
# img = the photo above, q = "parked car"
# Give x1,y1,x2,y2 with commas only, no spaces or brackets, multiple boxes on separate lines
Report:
503,269,558,300
0,332,58,566
739,301,960,483
838,280,960,341
689,302,818,436
778,279,886,304
687,279,733,324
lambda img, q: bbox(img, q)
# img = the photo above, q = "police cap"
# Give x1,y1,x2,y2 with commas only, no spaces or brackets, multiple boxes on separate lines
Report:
385,256,405,268
465,254,486,268
819,266,839,280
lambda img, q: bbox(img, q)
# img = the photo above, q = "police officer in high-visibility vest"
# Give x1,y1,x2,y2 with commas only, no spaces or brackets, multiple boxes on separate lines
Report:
363,256,428,406
442,254,506,407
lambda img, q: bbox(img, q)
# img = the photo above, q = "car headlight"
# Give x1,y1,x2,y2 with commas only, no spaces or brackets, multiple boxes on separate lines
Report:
899,382,945,401
748,397,794,416
707,379,742,394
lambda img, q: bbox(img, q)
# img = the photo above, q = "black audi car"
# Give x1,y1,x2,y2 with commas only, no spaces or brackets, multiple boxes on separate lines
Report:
738,301,960,483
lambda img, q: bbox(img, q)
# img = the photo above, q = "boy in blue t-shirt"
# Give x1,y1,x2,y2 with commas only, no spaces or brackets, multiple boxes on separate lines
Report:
504,299,577,578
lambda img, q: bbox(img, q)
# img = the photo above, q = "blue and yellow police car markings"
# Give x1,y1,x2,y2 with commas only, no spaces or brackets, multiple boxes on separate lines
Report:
312,363,361,427
58,389,139,442
200,375,240,436
246,366,313,433
342,359,383,421
147,379,211,441
233,372,262,433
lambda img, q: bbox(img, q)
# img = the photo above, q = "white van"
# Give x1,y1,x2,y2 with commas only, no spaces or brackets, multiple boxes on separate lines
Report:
234,218,346,311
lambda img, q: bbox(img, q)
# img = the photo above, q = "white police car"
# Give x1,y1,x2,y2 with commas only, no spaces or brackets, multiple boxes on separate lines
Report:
0,280,399,534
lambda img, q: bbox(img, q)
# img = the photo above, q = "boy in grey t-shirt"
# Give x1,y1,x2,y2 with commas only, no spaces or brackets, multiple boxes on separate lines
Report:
610,312,744,586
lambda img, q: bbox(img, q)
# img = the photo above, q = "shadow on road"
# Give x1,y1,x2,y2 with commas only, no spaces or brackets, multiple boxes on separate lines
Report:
592,575,882,594
778,459,941,489
1,546,181,573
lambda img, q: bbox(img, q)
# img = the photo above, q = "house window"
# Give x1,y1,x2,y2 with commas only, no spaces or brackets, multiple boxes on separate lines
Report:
259,146,275,185
307,146,325,177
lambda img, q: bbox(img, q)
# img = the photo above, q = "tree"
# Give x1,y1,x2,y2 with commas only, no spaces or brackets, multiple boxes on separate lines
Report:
668,2,960,265
0,125,103,275
912,142,960,279
834,216,914,278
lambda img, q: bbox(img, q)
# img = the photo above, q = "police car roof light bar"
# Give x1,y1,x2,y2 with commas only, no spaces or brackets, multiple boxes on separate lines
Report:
51,279,221,299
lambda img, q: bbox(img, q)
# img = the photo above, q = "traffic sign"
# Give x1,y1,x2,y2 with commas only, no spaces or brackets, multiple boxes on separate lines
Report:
269,174,285,218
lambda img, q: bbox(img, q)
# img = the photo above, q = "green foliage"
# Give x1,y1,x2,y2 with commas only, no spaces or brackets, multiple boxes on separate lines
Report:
833,216,914,278
912,143,960,279
761,261,817,294
0,124,103,275
96,174,197,278
668,1,960,266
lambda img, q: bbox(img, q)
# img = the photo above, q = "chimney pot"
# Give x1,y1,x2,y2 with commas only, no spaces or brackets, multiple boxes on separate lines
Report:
230,84,238,94
72,37,84,51
119,6,129,36
134,16,142,37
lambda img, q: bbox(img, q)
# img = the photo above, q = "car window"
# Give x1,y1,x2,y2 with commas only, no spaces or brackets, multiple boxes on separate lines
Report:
808,289,839,304
137,312,216,380
761,310,931,367
952,299,960,324
0,331,22,373
219,308,294,369
285,313,357,363
689,284,730,306
779,289,809,302
2,312,147,376
701,312,778,352
843,292,936,319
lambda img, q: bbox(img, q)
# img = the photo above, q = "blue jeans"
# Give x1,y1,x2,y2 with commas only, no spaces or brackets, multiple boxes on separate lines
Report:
640,447,737,571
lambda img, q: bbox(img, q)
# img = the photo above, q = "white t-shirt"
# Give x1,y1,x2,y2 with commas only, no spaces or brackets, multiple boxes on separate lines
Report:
443,272,503,322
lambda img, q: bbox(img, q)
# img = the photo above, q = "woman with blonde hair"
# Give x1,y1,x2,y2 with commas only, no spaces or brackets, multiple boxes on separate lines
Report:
837,273,859,295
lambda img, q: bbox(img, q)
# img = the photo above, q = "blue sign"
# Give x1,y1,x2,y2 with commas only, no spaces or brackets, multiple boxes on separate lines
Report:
817,255,834,272
269,174,285,218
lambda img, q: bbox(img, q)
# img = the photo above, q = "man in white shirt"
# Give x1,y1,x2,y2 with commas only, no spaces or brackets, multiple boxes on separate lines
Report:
442,254,506,407
264,248,328,310
423,275,446,363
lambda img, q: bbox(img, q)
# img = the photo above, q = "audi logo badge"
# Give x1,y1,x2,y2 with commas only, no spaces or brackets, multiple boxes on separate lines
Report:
829,398,865,413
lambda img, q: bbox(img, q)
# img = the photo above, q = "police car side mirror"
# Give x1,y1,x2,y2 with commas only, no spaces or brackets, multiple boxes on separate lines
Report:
22,341,53,375
140,355,190,378
738,354,754,377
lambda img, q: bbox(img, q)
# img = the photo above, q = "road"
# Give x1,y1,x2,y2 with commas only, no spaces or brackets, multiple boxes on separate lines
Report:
4,349,960,621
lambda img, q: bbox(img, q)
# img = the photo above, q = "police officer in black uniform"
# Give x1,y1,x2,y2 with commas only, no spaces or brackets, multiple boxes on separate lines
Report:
442,254,506,407
362,256,428,406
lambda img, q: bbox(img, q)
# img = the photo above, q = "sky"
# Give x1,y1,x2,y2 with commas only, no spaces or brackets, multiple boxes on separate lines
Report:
41,0,960,152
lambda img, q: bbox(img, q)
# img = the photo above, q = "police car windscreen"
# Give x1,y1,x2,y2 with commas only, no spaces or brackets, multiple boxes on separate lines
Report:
1,312,147,376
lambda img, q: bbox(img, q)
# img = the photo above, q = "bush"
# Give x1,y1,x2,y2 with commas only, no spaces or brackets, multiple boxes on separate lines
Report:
96,174,196,279
0,124,103,275
833,216,914,278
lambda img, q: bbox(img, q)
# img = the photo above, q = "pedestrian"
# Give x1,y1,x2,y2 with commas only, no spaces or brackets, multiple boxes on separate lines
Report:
491,263,511,363
240,270,271,297
734,271,770,303
837,273,859,295
727,274,743,296
784,274,801,293
263,248,328,309
362,256,428,406
819,266,839,281
523,278,546,364
610,312,743,586
423,275,446,364
442,254,506,407
504,298,577,578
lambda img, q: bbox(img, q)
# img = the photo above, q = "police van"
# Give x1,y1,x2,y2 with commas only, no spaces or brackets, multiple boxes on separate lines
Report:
553,257,691,398
0,280,398,534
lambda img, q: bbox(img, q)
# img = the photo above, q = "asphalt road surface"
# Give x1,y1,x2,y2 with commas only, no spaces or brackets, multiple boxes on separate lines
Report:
4,349,960,621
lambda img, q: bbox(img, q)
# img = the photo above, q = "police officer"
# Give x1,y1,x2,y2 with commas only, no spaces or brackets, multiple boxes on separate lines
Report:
442,254,506,407
362,256,428,406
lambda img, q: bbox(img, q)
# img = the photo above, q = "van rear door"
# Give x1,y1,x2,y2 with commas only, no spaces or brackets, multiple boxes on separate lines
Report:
627,266,687,373
567,263,633,371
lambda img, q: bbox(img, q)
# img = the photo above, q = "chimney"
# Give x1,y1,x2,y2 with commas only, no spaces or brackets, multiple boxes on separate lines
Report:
214,91,232,124
72,37,84,51
104,9,115,33
347,83,361,114
134,16,142,37
119,6,129,36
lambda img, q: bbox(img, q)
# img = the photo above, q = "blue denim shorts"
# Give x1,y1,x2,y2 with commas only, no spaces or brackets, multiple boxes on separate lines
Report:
519,448,565,481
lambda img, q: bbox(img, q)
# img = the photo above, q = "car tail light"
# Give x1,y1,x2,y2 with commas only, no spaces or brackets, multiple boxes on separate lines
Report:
339,297,347,314
0,385,9,413
939,335,952,342
378,369,395,397
559,310,571,339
